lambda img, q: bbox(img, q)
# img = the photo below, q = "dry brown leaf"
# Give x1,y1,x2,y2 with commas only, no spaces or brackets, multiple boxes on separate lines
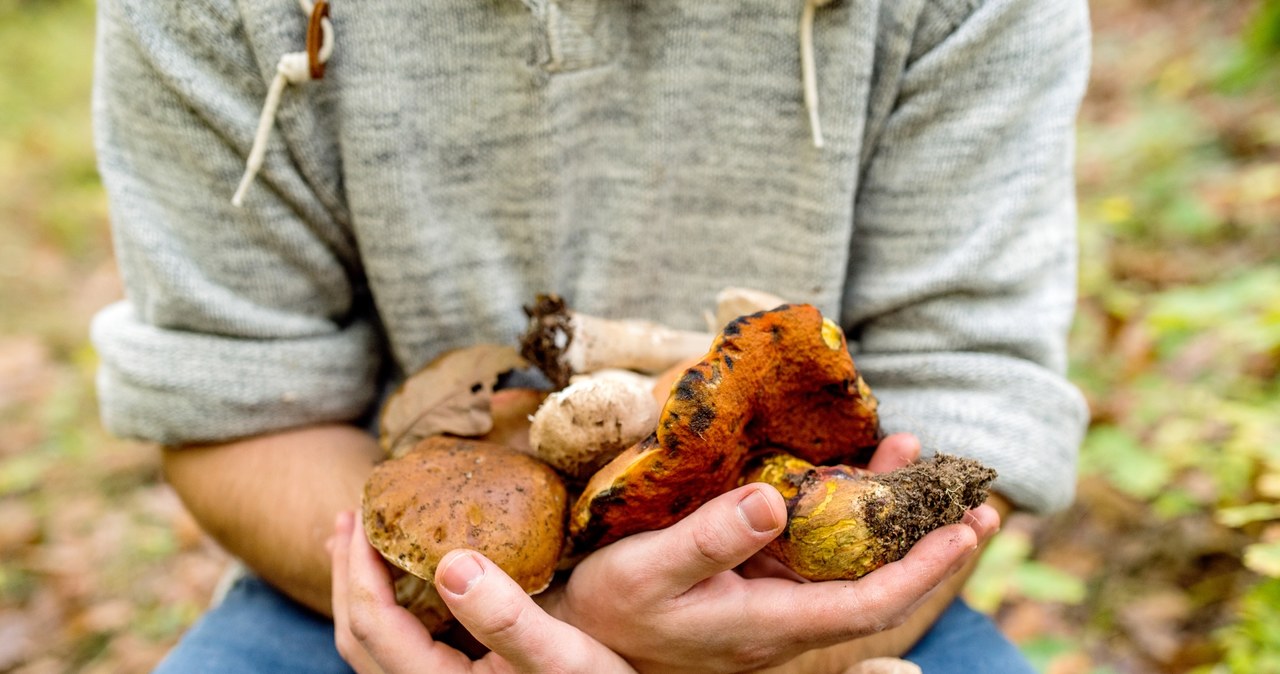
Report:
379,345,530,458
1118,590,1192,665
0,336,52,411
0,499,40,554
0,611,35,671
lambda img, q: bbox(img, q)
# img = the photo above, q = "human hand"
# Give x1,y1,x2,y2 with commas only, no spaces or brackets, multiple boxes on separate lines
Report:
542,433,1000,674
328,510,635,674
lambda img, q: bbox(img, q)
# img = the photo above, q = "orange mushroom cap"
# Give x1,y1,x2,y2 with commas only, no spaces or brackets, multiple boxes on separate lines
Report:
569,304,882,551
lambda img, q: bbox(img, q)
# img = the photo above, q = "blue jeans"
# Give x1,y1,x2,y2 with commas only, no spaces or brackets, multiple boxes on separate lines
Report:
154,575,1035,673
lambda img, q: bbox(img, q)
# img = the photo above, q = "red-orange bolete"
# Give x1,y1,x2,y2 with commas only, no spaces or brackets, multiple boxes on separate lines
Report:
569,304,883,551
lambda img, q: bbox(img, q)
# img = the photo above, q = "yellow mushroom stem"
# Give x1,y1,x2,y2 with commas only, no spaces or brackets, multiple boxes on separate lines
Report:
743,451,997,581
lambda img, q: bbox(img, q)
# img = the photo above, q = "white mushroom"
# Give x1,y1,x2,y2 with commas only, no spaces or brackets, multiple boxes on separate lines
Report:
527,372,661,481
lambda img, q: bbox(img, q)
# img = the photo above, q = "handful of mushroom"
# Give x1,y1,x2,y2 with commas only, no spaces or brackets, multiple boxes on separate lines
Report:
362,293,997,633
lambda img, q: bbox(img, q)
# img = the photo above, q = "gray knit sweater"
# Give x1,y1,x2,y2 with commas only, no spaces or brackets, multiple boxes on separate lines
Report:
92,0,1091,513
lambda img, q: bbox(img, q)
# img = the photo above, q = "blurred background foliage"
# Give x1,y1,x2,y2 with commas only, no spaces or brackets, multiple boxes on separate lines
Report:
0,0,1276,672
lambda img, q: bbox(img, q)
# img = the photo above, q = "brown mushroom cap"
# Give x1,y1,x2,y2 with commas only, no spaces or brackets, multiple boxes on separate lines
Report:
569,304,881,551
363,436,567,632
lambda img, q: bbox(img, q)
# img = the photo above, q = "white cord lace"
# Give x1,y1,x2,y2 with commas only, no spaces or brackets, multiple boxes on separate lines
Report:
801,0,834,149
232,0,335,207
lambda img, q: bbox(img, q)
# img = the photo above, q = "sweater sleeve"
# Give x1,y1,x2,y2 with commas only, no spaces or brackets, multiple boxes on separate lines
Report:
91,0,381,445
842,0,1091,513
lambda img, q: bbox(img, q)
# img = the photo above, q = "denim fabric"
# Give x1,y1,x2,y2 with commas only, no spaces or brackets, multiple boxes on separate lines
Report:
152,576,354,674
904,599,1038,673
154,575,1034,673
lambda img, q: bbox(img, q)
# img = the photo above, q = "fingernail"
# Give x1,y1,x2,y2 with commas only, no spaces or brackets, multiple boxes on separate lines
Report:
737,490,780,533
438,552,485,596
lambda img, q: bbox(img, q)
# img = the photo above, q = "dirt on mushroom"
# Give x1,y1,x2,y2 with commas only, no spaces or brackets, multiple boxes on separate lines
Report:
745,451,997,581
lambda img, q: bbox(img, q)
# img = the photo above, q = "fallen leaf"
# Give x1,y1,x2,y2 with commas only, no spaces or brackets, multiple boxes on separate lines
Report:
0,610,35,670
1243,540,1280,578
1045,651,1094,674
1118,590,1192,664
0,499,40,554
379,345,530,458
75,599,134,634
0,336,52,411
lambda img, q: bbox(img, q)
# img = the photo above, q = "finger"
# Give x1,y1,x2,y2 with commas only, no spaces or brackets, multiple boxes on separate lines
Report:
330,510,386,674
343,513,470,673
737,551,806,582
437,550,633,673
961,503,1001,541
619,483,787,595
762,522,981,648
866,433,920,473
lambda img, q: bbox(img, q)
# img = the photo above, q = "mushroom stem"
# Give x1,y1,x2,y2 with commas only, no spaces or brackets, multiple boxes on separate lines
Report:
744,452,997,581
523,290,795,389
521,294,712,388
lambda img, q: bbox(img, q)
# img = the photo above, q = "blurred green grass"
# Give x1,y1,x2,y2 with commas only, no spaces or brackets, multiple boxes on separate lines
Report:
0,0,1278,672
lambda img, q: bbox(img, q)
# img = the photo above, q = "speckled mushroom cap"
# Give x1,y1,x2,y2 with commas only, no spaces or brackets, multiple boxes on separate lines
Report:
363,436,568,632
569,304,882,551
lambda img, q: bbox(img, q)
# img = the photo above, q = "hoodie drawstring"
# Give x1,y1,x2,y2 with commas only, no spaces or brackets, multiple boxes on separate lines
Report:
232,0,334,207
800,0,833,149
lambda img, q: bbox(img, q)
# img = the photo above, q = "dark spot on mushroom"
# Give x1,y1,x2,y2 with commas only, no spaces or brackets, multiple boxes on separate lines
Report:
689,405,716,435
821,381,849,397
722,320,743,337
593,486,627,507
707,453,725,473
723,355,734,371
470,382,483,393
663,434,682,457
667,492,693,516
771,325,784,343
675,369,705,401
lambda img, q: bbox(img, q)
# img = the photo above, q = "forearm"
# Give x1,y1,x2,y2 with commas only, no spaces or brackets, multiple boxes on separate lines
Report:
759,493,1013,674
162,423,382,616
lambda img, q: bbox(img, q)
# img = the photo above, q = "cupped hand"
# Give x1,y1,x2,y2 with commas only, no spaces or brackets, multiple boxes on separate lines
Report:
329,510,635,674
542,433,1001,674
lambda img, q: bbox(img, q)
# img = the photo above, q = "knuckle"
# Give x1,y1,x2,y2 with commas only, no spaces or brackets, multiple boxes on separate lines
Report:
602,560,643,597
728,642,779,671
347,609,376,644
596,556,653,605
553,648,595,674
475,596,529,643
690,523,734,568
885,610,909,630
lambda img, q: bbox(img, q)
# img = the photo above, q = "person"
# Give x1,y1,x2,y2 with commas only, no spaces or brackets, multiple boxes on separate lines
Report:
90,0,1090,671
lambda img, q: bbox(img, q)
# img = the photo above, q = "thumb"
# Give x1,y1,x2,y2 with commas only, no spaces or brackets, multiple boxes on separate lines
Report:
630,483,788,594
435,550,631,673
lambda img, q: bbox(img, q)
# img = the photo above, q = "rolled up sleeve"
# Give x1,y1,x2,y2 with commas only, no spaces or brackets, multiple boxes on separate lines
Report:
844,0,1092,513
92,0,380,445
